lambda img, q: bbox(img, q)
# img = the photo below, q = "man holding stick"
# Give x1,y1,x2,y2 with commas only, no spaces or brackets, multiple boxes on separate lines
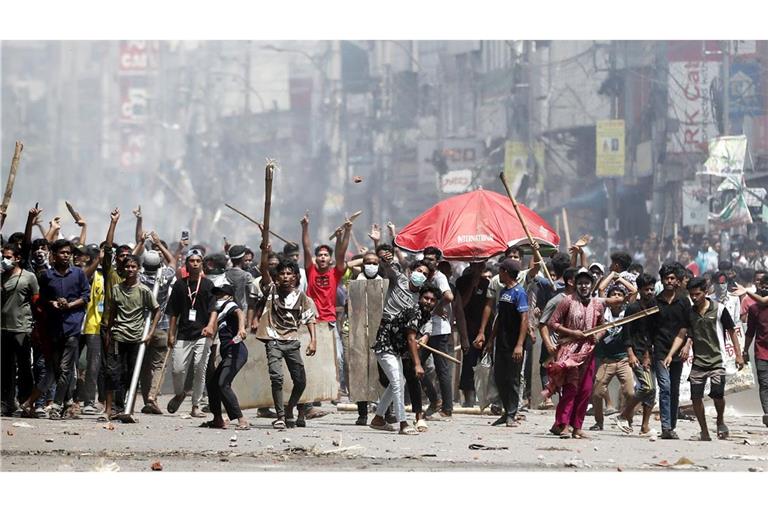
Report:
102,255,162,421
369,284,438,435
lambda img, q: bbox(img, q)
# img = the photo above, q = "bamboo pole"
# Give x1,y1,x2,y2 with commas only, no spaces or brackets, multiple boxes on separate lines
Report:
582,306,660,337
262,160,276,252
417,339,461,365
499,171,555,286
561,207,572,248
0,141,24,229
224,202,295,246
329,210,363,240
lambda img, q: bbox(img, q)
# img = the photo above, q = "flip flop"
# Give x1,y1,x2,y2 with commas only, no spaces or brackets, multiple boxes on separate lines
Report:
415,418,428,432
399,426,419,435
234,424,251,431
96,415,109,423
272,419,287,430
369,422,396,432
167,395,184,414
190,410,207,418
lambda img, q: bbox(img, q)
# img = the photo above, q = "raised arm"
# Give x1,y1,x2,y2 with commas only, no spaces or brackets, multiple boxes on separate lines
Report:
386,222,406,267
133,205,143,246
23,205,42,258
335,217,352,272
105,208,120,249
45,216,61,242
151,231,176,268
75,215,87,245
300,212,312,271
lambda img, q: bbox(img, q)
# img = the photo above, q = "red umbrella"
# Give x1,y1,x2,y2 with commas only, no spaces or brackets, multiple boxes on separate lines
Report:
394,189,560,261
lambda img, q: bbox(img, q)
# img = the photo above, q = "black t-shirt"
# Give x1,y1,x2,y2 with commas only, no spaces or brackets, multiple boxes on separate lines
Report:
495,284,529,352
651,292,692,361
166,276,217,340
456,274,490,338
622,299,656,357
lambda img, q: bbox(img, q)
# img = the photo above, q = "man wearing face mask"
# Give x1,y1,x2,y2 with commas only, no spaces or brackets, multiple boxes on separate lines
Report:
354,258,432,428
1,244,39,416
420,246,456,419
355,251,382,281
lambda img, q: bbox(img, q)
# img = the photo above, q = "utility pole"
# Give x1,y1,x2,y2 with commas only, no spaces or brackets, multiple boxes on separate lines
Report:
722,40,731,136
650,42,668,237
605,40,619,258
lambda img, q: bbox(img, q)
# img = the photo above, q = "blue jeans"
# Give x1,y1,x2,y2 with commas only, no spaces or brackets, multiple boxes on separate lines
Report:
654,359,683,431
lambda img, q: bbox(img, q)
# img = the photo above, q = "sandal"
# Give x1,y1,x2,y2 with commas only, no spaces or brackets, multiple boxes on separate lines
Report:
190,409,207,418
272,419,287,430
369,422,396,432
716,423,729,440
399,426,418,435
415,418,428,432
589,424,603,431
96,415,109,423
234,424,251,431
199,420,227,429
167,394,184,414
505,420,521,427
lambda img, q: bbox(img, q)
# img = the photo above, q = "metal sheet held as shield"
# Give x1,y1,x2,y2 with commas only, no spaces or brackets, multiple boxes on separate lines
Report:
232,324,339,410
347,279,389,402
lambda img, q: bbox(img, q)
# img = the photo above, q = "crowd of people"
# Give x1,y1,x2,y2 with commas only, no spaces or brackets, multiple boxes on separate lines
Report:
1,204,767,443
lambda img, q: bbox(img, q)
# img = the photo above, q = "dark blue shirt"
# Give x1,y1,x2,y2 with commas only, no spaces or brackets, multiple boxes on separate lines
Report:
496,284,529,352
39,265,91,337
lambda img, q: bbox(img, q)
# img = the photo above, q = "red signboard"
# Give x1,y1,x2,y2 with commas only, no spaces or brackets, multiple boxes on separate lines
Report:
119,41,158,74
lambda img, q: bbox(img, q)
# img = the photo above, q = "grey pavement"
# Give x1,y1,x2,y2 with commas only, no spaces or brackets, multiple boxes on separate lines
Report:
2,394,767,472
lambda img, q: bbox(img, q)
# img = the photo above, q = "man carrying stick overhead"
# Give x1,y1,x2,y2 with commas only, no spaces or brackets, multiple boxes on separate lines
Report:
301,211,352,406
369,284,437,435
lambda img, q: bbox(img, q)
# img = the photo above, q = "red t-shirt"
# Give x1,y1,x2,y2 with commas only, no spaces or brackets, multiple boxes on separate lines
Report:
306,265,343,323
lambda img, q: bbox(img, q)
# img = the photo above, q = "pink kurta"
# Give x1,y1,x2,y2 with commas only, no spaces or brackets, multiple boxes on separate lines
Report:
545,294,605,429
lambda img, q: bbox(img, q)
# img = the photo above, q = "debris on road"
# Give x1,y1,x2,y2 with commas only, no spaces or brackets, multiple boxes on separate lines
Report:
103,422,115,431
714,454,768,461
11,422,34,428
151,461,163,471
468,444,508,451
92,459,120,472
44,438,54,443
6,430,14,436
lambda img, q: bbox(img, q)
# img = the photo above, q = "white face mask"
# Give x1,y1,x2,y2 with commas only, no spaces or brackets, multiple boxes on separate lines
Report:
1,257,15,273
363,264,379,278
410,271,428,288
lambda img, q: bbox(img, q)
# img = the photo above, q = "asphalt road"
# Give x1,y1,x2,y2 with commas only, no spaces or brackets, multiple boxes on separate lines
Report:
2,395,767,472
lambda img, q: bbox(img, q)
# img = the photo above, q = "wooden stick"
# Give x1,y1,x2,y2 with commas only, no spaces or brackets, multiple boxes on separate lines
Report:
224,203,295,245
561,207,572,248
582,306,660,337
417,339,461,365
329,210,363,240
152,349,171,399
0,141,24,229
499,171,555,286
350,229,364,253
262,161,276,252
65,200,83,223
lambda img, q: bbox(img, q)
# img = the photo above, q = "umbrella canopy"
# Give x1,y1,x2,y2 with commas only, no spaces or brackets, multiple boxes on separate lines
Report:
394,189,560,261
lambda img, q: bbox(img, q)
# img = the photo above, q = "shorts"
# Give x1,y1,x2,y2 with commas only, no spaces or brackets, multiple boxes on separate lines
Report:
688,366,725,400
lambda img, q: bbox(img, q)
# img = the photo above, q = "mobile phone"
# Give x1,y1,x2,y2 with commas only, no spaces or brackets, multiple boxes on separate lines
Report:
35,202,39,209
181,230,189,242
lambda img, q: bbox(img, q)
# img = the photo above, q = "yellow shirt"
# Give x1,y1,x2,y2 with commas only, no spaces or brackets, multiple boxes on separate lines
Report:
83,270,104,335
100,266,124,328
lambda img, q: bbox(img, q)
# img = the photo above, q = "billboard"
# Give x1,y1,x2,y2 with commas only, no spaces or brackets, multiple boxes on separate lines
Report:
596,120,625,177
667,60,719,154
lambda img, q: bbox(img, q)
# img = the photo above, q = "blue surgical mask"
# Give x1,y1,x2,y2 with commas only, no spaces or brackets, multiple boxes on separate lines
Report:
410,271,427,288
